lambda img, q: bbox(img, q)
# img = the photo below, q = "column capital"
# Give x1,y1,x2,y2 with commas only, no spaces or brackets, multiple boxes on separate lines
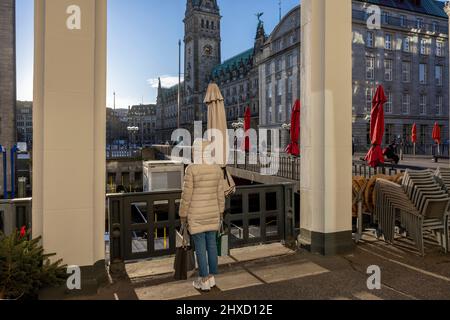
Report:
444,2,450,17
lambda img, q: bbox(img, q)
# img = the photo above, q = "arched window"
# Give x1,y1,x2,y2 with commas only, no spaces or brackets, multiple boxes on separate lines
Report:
211,21,215,30
206,20,209,29
201,19,204,28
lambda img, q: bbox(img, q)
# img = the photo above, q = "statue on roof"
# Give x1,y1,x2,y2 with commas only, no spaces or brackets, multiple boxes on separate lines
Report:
256,12,264,26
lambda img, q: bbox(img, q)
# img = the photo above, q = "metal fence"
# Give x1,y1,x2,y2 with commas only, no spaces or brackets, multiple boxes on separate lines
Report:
353,160,424,179
232,152,301,181
107,183,296,263
106,149,142,160
0,198,32,236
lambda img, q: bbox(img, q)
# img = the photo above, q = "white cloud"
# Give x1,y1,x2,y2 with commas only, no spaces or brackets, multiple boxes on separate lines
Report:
147,75,184,89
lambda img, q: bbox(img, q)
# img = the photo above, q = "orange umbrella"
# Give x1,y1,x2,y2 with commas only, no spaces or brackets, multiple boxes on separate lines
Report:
433,122,441,155
364,85,386,168
433,122,441,145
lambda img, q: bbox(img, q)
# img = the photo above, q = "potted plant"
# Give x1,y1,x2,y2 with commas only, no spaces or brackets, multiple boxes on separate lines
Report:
0,227,67,300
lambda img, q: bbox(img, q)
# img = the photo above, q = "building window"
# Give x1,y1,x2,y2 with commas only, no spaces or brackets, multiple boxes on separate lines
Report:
384,59,393,81
419,64,428,84
436,95,443,116
277,105,283,122
276,79,283,96
265,63,271,76
403,124,412,141
402,94,411,115
432,21,439,33
403,37,410,52
420,38,429,55
366,32,374,48
366,87,374,112
400,15,407,27
385,91,392,114
267,83,272,99
385,33,392,50
385,124,395,145
435,65,443,86
268,106,273,123
287,54,294,68
275,58,282,72
382,12,389,24
420,125,428,144
416,18,423,29
287,76,293,95
366,57,375,80
402,62,411,83
419,95,427,115
436,40,445,57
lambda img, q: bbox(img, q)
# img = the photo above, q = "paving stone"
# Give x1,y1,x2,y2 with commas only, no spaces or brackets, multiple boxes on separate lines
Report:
252,260,329,284
230,243,295,263
135,281,201,300
215,268,263,291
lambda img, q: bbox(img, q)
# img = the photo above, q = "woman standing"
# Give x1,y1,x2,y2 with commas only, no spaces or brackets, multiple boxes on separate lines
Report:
179,141,225,292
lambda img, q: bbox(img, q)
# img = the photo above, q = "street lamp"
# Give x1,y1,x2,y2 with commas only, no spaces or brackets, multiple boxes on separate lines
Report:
127,126,139,152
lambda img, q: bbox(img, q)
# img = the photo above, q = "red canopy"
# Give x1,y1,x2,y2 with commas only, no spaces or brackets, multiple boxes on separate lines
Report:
243,106,251,152
364,85,386,168
285,100,301,157
433,122,441,145
411,123,417,144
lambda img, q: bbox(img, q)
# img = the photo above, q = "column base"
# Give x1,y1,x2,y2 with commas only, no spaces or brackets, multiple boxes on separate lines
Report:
39,260,108,300
298,229,354,256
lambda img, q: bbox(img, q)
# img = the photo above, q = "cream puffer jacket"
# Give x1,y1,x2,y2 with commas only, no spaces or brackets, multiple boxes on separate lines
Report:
179,164,225,235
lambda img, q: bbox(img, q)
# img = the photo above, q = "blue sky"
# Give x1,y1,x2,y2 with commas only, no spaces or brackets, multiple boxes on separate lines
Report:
16,0,300,108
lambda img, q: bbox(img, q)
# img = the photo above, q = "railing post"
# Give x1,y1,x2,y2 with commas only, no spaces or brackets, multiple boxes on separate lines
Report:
108,195,126,274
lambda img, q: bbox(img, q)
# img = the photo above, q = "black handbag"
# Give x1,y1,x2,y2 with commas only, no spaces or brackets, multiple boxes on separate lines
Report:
174,225,196,280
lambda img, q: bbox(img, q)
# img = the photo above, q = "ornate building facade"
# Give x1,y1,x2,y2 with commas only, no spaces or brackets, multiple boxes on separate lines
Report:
156,0,449,153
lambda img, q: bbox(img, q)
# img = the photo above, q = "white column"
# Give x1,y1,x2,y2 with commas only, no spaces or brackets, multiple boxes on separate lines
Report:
299,0,353,255
33,0,107,268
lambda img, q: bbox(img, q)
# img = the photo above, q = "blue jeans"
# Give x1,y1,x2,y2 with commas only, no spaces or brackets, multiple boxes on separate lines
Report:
192,232,218,278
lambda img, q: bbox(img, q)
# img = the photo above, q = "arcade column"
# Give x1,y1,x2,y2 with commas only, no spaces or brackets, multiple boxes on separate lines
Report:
299,0,354,255
33,0,107,279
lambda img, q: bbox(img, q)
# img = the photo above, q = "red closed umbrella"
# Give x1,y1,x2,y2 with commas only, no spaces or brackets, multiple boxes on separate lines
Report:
242,106,251,152
412,123,417,156
364,85,386,168
433,122,441,144
411,123,417,144
433,122,442,155
285,100,301,157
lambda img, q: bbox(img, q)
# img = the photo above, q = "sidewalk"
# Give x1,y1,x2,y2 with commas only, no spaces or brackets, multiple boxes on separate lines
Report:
354,153,450,169
69,235,450,300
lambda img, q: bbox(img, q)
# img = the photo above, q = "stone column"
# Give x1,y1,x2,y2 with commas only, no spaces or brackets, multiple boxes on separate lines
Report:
299,0,353,255
33,0,107,276
0,0,17,198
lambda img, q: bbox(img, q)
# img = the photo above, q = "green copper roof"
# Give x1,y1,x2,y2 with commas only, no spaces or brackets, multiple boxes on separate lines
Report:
212,48,254,77
358,0,447,18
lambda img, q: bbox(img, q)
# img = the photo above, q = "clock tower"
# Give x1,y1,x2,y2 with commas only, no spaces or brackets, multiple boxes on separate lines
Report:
184,0,221,122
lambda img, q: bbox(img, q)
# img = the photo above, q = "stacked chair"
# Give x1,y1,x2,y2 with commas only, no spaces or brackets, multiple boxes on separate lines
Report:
374,169,450,256
435,167,450,194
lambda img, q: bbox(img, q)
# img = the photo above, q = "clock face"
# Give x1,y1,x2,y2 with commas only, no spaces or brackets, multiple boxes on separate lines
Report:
203,45,213,56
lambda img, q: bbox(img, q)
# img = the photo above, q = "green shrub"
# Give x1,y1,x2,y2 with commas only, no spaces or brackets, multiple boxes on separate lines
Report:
0,228,67,300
